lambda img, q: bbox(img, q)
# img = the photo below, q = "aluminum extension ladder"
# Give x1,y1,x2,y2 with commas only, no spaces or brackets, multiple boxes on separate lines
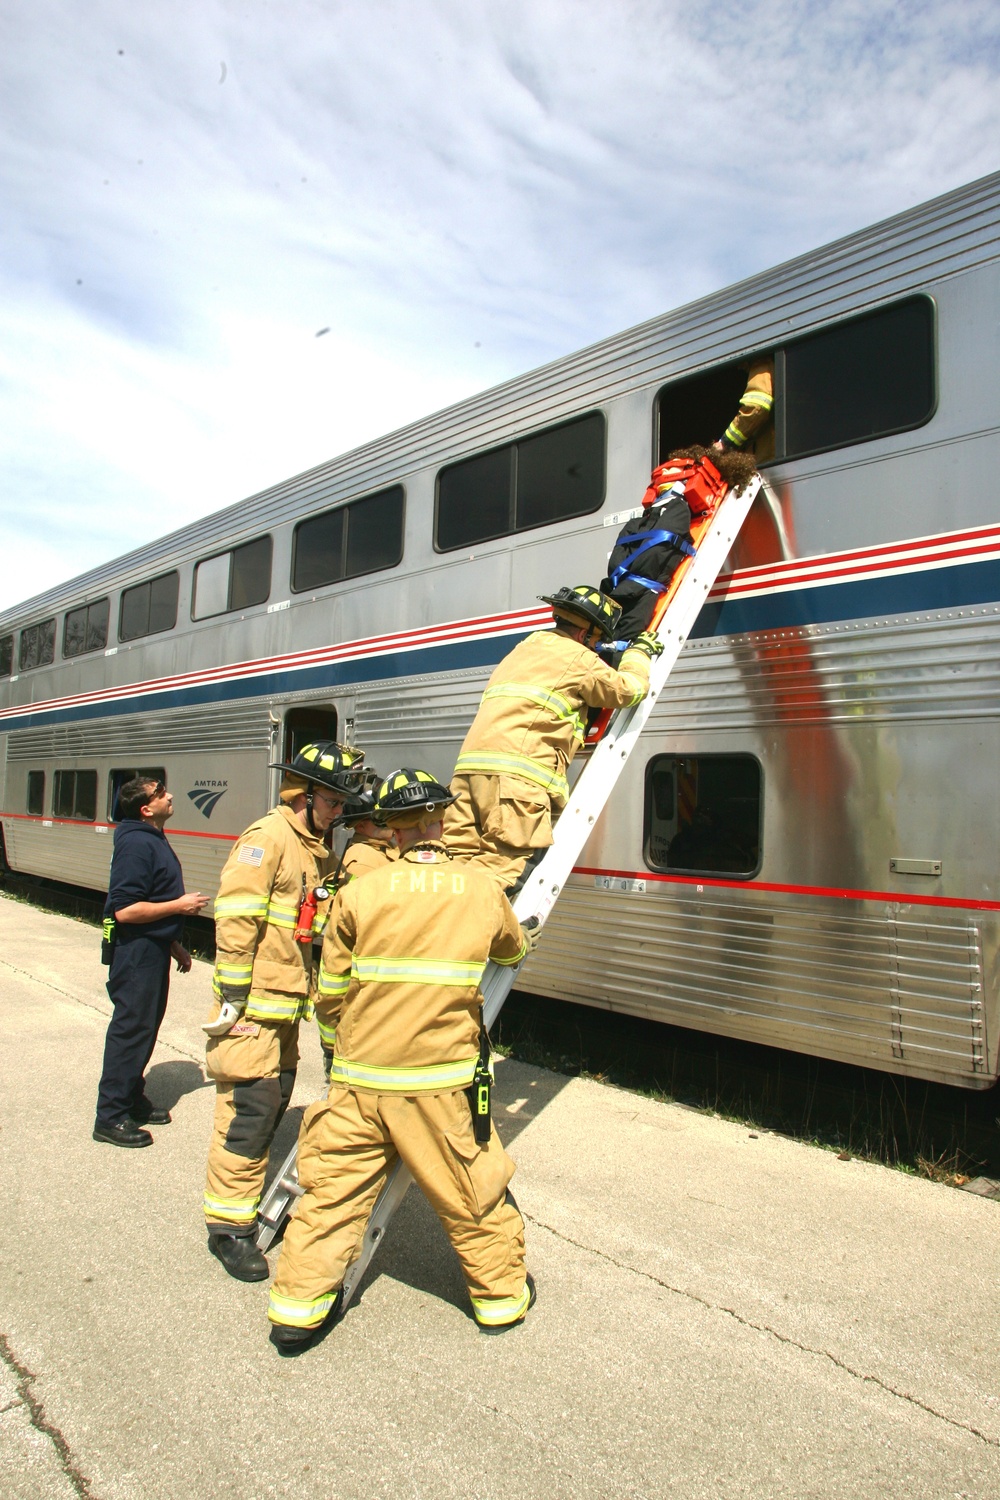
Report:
256,474,762,1309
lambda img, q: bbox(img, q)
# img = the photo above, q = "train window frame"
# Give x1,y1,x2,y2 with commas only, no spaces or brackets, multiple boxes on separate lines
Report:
53,769,98,822
291,486,405,594
433,410,607,553
108,767,167,822
18,618,56,672
192,535,273,620
653,294,936,469
643,752,763,880
0,634,12,677
63,597,110,658
119,570,180,643
27,770,45,816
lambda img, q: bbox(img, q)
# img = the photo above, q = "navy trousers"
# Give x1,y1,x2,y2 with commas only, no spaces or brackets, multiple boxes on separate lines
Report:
95,936,171,1125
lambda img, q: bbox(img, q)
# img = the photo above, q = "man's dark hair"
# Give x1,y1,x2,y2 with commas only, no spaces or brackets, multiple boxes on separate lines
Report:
119,777,161,820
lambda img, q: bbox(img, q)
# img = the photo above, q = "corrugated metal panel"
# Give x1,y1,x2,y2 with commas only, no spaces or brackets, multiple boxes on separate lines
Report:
522,884,987,1082
353,673,488,746
649,607,1000,731
4,701,273,760
3,172,998,626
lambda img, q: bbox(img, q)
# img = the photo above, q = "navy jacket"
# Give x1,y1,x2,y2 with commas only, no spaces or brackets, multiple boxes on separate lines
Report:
104,821,185,944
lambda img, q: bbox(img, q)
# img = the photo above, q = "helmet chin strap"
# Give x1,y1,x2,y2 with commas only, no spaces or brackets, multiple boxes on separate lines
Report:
305,784,318,836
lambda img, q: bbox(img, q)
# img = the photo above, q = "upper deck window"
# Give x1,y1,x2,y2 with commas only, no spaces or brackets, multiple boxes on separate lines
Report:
0,635,12,677
119,571,179,642
193,536,272,620
292,486,404,593
655,295,935,466
435,411,606,552
19,618,56,672
63,597,110,658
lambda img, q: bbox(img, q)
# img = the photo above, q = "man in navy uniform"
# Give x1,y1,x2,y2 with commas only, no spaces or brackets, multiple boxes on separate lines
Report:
93,776,208,1147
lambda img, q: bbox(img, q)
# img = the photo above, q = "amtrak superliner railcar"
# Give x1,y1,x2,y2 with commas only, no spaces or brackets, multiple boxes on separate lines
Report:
3,172,1000,1089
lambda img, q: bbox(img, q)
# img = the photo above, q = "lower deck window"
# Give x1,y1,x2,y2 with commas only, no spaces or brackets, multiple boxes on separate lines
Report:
27,770,45,816
644,754,762,877
53,770,98,822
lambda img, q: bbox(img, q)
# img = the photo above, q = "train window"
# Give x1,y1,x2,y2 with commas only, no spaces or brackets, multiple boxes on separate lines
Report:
19,618,56,671
119,571,179,642
654,296,934,468
435,411,606,551
108,767,167,821
644,754,762,878
27,771,45,816
282,706,338,762
63,597,110,658
0,634,12,677
53,769,98,822
292,486,404,592
193,536,272,619
781,296,935,459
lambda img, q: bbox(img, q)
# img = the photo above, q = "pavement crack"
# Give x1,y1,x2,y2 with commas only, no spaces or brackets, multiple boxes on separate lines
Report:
0,956,203,1065
524,1212,1000,1449
0,1332,100,1498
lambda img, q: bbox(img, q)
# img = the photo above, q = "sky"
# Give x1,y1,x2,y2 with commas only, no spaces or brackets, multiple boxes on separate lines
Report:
1,0,999,611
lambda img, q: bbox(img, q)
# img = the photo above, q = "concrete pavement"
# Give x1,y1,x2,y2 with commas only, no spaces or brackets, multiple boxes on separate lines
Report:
1,892,999,1500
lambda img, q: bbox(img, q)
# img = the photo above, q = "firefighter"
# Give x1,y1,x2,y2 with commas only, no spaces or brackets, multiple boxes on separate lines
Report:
267,767,539,1352
202,739,366,1282
442,585,663,891
317,772,398,1082
715,356,774,462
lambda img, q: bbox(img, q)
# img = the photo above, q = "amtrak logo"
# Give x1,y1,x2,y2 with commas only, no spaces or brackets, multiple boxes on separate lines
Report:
188,780,228,819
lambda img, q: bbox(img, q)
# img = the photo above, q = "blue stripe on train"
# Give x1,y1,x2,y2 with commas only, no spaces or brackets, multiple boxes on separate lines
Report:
3,555,1000,732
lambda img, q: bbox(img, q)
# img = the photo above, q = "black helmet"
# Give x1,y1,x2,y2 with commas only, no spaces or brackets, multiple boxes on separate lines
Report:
539,584,622,641
269,740,366,797
334,770,382,827
373,767,456,824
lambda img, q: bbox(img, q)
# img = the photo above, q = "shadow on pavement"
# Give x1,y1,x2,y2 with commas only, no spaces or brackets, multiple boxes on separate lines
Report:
145,1059,211,1110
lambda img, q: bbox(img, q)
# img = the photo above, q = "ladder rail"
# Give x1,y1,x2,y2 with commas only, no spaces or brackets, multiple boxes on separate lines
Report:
256,477,761,1287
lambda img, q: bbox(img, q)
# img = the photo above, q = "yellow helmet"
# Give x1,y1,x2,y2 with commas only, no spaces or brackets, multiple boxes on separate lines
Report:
539,584,622,640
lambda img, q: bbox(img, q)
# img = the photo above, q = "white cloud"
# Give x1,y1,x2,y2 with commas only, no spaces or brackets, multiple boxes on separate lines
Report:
1,0,998,609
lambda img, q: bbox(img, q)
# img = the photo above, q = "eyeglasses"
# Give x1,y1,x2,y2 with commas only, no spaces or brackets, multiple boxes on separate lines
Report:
144,782,167,802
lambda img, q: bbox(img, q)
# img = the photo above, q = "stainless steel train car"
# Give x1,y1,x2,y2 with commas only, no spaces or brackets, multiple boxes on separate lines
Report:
3,172,999,1090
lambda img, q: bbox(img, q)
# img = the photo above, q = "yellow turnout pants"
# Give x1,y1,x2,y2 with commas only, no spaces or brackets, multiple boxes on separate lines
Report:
203,1017,299,1233
268,1086,530,1329
443,773,553,891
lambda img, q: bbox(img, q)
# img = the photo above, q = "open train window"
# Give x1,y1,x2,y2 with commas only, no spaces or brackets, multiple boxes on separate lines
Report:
27,771,45,816
435,411,605,552
192,535,272,619
281,706,338,763
644,754,762,878
119,571,179,642
19,618,56,671
292,487,404,593
654,295,934,468
53,770,98,822
63,597,109,658
108,768,167,822
0,634,12,677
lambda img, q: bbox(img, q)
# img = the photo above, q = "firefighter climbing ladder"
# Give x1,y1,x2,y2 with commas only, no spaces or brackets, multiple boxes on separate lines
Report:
256,475,763,1299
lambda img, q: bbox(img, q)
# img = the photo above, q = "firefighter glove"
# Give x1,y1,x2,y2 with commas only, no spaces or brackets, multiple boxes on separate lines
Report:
628,630,665,659
519,917,542,955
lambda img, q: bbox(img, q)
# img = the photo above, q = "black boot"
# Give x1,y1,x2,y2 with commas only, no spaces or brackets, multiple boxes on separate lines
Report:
269,1292,342,1356
93,1118,153,1148
209,1232,270,1282
477,1273,536,1333
131,1097,171,1125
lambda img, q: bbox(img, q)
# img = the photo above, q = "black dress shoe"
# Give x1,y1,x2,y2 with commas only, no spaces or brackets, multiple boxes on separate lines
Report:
209,1233,270,1282
131,1099,172,1125
93,1119,154,1148
269,1293,342,1355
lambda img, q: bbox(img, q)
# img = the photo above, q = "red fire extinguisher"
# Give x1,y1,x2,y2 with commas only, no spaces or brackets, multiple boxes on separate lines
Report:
294,882,329,944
